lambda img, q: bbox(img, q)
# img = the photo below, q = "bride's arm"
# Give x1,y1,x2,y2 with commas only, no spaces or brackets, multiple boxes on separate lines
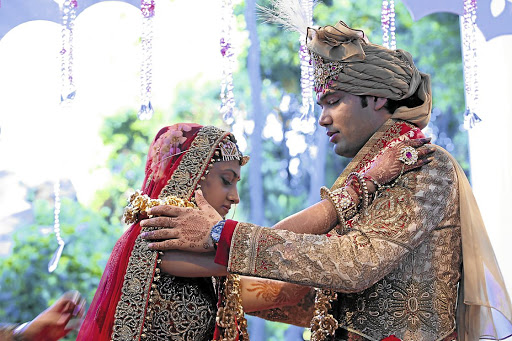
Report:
158,251,227,277
157,253,313,313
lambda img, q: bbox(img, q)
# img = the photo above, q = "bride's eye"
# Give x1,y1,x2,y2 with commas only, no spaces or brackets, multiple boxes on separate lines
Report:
222,177,232,186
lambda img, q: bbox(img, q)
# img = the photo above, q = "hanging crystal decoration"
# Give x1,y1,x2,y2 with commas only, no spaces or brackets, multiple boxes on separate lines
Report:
57,0,77,105
462,0,481,129
48,181,65,273
299,0,315,119
219,0,236,124
381,0,396,50
138,0,155,120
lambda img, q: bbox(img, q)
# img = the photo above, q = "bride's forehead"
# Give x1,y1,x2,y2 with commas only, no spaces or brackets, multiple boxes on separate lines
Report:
210,160,241,174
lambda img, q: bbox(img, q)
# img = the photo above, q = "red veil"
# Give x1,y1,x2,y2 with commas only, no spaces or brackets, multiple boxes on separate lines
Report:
77,123,233,340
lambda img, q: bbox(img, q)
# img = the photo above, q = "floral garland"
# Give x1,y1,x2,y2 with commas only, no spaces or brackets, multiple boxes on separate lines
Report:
123,190,196,224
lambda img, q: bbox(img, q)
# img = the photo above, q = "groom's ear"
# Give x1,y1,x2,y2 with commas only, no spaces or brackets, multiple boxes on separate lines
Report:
373,97,388,111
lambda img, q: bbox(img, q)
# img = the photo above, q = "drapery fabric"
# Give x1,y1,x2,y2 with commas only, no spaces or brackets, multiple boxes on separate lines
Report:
450,149,512,340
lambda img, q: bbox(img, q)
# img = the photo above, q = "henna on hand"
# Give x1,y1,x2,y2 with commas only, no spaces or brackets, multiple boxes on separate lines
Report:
365,138,435,188
248,288,316,327
140,190,221,252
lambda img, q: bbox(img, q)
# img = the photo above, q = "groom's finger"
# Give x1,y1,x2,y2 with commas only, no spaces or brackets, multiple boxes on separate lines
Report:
408,137,431,147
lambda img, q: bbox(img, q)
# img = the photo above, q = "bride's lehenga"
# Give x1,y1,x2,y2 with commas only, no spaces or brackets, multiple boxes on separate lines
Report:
78,124,247,341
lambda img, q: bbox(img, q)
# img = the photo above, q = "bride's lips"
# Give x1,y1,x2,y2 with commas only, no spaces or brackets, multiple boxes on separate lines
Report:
221,205,230,215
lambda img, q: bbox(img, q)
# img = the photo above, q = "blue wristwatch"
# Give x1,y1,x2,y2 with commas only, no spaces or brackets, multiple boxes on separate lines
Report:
211,220,226,243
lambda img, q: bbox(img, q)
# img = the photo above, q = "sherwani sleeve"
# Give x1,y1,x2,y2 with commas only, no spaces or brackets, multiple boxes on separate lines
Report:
227,153,457,293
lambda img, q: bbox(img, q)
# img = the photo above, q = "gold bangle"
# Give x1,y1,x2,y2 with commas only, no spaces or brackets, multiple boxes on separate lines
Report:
320,186,358,223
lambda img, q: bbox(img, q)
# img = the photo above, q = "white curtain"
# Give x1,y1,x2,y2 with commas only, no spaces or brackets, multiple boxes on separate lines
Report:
468,29,512,293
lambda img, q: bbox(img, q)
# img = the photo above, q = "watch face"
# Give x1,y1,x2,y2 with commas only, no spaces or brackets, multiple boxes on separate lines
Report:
211,222,223,242
211,231,221,242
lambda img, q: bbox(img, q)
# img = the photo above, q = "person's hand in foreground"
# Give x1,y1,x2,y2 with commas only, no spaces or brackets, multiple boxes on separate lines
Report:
16,291,86,341
140,190,220,252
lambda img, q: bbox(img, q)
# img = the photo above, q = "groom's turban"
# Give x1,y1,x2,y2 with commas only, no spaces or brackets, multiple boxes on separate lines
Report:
307,21,432,129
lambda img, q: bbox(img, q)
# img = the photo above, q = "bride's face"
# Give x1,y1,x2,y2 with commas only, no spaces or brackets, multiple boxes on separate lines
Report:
198,160,241,217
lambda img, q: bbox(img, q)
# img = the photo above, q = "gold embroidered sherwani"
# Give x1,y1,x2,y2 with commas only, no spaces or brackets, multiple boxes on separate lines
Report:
228,120,462,341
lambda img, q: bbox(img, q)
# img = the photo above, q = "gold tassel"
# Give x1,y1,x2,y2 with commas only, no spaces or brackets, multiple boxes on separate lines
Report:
215,274,250,340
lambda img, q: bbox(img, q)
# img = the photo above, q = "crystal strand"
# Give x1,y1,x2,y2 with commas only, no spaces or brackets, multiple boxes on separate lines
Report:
59,0,77,105
138,0,155,120
381,0,390,49
462,0,481,129
48,181,65,273
388,0,396,50
220,0,236,124
299,0,315,120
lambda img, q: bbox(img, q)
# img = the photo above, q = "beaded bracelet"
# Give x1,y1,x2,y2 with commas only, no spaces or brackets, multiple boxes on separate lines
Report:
362,174,381,191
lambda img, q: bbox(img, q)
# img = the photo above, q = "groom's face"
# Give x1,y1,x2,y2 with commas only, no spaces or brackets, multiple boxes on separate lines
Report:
317,90,390,158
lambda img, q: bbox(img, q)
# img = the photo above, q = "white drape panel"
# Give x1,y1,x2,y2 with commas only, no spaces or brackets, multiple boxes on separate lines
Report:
468,28,512,294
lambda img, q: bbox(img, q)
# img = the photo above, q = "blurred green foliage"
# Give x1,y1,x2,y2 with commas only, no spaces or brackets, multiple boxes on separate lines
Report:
0,197,122,340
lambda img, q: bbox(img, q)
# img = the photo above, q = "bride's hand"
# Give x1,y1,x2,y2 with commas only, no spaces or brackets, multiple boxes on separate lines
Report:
365,138,435,187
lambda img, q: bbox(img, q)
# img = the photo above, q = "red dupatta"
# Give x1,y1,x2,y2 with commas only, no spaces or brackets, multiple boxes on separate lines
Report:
77,123,230,340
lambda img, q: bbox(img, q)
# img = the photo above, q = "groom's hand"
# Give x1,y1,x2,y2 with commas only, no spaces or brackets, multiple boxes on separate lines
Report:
140,190,221,252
